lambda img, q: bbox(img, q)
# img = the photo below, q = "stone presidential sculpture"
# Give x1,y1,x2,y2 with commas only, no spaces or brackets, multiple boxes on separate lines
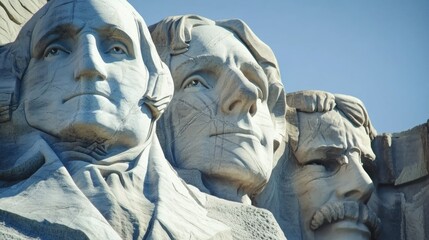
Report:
150,14,287,204
0,0,47,45
149,16,337,206
1,1,428,239
255,92,381,240
0,0,237,239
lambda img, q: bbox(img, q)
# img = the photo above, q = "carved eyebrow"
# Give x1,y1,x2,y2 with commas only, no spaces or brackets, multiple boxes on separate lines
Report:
299,146,344,164
33,24,78,58
97,24,135,56
173,55,224,87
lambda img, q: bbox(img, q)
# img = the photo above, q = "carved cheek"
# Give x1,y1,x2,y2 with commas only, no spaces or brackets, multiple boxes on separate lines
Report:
22,60,49,100
292,165,338,211
169,91,218,123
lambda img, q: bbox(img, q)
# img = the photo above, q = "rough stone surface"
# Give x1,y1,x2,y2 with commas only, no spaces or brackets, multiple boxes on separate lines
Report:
0,0,47,45
0,1,427,239
369,121,429,240
0,0,231,239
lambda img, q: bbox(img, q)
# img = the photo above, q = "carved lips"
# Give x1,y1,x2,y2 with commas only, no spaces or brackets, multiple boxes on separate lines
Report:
209,128,265,144
63,91,112,103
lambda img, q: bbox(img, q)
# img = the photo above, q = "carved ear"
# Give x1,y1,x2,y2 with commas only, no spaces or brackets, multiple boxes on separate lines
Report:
143,66,174,120
0,37,30,123
0,43,20,123
0,6,41,123
136,13,174,120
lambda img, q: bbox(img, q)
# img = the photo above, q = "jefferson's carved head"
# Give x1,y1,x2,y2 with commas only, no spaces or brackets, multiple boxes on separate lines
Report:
150,15,286,199
2,0,172,147
289,94,380,240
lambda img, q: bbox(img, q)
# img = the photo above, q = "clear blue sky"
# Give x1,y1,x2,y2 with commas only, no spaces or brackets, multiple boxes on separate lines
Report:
129,0,429,134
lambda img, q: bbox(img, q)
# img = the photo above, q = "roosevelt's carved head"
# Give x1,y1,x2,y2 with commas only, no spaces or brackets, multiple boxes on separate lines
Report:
150,15,286,199
3,0,172,148
289,94,380,240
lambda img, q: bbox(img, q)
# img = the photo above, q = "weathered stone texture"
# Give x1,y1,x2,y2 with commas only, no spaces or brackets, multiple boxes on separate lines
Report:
0,0,46,45
370,120,429,240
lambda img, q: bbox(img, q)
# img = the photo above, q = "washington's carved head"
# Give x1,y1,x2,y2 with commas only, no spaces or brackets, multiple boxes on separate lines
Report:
6,0,172,147
150,15,286,199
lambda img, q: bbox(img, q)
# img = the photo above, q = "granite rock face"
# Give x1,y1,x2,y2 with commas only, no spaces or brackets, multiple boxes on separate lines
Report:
0,1,427,239
0,0,230,239
0,1,284,239
369,121,429,240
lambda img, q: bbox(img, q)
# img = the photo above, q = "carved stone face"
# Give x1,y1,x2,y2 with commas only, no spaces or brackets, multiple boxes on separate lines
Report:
21,0,152,146
165,25,275,192
293,109,377,240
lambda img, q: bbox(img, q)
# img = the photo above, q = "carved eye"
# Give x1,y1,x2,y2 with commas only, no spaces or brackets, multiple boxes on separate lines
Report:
44,45,69,58
107,43,128,56
305,159,341,173
47,48,59,56
182,75,209,90
111,46,125,54
185,80,203,88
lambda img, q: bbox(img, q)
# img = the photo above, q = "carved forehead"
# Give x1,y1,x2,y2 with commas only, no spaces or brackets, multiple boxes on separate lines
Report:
188,25,237,52
295,109,374,162
297,110,345,149
170,24,262,82
31,0,138,49
170,25,252,67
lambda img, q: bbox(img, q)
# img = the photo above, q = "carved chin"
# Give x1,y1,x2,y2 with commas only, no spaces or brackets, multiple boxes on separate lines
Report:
313,221,371,240
24,103,121,143
58,121,119,143
178,137,273,193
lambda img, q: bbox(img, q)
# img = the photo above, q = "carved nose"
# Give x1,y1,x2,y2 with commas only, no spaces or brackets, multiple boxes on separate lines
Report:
336,161,374,203
220,69,259,116
74,34,107,80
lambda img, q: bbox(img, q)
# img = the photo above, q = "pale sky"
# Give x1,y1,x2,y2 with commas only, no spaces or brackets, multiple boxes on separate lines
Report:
129,0,429,134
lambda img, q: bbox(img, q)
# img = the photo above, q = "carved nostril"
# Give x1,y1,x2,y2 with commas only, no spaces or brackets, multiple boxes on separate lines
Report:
221,69,259,115
344,190,361,200
249,103,257,116
75,69,107,81
228,100,241,112
226,99,257,116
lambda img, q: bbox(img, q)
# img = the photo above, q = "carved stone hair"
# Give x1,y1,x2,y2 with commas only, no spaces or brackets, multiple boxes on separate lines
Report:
149,14,287,139
334,94,377,140
0,0,173,122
